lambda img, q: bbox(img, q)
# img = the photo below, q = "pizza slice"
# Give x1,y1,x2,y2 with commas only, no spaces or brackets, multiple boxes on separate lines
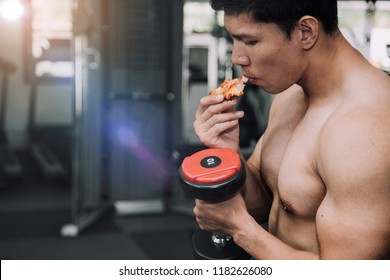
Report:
209,76,248,100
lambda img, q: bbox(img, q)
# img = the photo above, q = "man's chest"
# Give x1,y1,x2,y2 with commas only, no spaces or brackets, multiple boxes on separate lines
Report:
260,111,329,217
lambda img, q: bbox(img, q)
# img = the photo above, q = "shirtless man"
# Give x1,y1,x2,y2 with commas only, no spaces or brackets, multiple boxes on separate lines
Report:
193,0,390,259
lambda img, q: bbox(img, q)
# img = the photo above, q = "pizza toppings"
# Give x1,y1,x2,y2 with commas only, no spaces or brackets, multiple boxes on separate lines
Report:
209,76,248,100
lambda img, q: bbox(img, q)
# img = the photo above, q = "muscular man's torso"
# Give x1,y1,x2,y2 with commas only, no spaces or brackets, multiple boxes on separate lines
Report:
259,83,370,253
260,88,320,252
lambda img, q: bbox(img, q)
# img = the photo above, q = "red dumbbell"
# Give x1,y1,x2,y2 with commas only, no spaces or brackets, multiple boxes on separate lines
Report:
179,148,249,260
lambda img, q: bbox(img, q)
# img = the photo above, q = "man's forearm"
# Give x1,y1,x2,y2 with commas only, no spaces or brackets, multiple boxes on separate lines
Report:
233,217,319,260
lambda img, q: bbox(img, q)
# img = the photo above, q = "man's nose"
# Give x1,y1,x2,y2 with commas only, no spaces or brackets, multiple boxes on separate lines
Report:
232,54,250,67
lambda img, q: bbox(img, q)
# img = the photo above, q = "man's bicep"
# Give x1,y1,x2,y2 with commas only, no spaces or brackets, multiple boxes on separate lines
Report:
316,191,390,259
317,111,390,259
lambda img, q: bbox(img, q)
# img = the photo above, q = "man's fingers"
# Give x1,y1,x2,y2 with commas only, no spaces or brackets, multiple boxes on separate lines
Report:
196,95,237,120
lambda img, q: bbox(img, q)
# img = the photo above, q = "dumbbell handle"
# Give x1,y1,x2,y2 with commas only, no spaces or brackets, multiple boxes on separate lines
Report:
212,233,232,246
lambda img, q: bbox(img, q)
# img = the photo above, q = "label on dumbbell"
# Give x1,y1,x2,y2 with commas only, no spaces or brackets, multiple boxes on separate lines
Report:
200,156,221,169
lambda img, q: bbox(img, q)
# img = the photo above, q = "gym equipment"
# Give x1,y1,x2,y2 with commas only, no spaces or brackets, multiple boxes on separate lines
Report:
0,57,22,187
27,39,69,180
179,148,250,260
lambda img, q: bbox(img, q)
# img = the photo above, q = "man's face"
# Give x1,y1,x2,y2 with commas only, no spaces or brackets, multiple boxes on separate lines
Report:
224,13,305,94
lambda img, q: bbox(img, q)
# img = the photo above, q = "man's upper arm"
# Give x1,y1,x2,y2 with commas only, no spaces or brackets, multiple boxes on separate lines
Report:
316,114,390,259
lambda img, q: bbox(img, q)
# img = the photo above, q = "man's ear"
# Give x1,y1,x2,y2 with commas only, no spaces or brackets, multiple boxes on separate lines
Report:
298,16,319,50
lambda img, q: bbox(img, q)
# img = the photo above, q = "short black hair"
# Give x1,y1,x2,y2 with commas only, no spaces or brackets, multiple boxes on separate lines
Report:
210,0,338,38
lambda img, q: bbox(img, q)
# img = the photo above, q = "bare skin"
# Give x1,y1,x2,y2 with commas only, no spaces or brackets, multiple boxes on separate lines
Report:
193,13,390,259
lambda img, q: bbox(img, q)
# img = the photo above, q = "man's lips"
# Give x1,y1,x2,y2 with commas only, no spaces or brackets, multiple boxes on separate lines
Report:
243,74,255,83
245,76,257,84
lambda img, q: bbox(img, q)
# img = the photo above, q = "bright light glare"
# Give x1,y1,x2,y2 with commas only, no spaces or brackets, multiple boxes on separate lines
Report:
0,0,24,21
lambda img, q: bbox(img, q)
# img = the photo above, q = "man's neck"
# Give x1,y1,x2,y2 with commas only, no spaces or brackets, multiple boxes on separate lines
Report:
297,30,366,106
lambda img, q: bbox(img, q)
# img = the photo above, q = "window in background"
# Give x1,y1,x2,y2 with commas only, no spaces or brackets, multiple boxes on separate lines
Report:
0,0,24,21
183,1,215,35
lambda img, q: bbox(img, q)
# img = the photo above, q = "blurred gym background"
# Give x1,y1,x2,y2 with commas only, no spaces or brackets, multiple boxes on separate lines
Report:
0,0,389,259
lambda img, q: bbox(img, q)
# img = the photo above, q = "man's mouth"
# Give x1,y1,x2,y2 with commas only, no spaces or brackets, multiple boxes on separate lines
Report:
243,74,256,84
247,77,257,84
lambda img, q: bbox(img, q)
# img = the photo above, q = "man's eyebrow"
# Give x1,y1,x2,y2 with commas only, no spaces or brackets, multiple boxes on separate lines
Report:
230,33,254,41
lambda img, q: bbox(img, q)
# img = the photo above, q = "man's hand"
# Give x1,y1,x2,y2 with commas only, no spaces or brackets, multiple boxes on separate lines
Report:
193,94,244,153
194,192,248,237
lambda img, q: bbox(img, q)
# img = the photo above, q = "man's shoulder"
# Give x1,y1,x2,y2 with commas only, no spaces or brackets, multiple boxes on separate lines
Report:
318,98,390,176
322,100,390,145
324,64,390,138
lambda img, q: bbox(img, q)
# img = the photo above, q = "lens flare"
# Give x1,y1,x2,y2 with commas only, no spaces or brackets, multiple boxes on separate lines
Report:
114,125,172,187
0,0,24,21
